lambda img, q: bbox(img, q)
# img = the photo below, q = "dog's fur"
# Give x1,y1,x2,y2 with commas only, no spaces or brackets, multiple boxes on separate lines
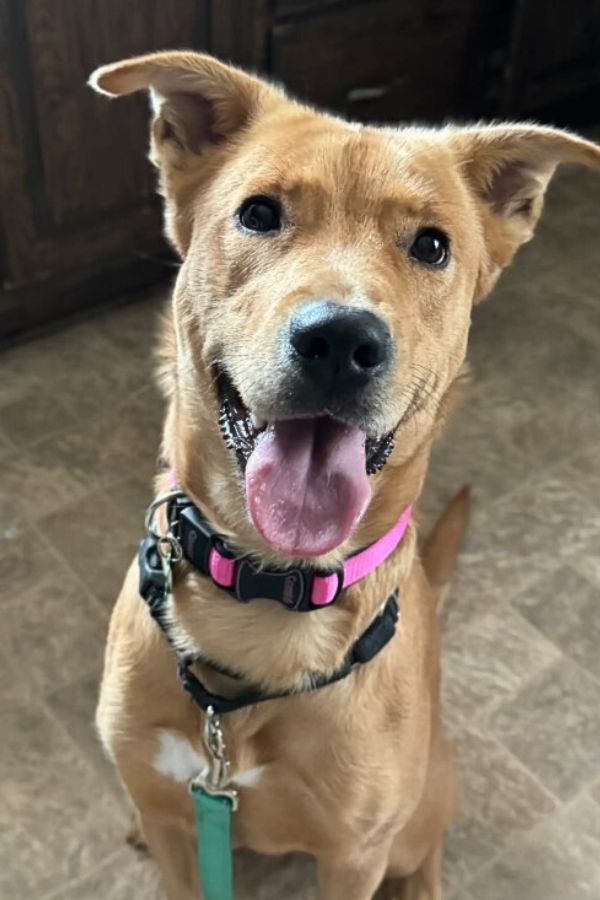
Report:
89,52,600,899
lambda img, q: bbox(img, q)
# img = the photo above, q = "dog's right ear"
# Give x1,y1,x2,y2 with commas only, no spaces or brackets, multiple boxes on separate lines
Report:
89,51,285,253
89,50,283,162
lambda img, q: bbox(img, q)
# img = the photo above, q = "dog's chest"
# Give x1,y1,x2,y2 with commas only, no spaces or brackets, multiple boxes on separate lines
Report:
149,722,398,857
153,728,265,789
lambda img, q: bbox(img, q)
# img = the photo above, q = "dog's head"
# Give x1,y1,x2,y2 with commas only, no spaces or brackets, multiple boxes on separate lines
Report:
91,52,600,562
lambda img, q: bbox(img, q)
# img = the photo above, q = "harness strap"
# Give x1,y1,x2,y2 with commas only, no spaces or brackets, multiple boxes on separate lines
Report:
139,534,400,715
177,591,399,715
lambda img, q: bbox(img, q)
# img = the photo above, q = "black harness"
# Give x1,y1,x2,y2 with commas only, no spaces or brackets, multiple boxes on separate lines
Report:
138,490,400,716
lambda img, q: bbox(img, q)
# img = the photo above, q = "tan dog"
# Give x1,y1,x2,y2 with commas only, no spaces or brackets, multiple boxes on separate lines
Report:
89,51,600,900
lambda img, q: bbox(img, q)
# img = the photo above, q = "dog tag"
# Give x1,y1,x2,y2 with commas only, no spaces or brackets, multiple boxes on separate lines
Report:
191,785,235,900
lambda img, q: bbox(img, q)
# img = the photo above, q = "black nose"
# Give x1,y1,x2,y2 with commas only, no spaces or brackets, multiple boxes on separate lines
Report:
289,301,392,390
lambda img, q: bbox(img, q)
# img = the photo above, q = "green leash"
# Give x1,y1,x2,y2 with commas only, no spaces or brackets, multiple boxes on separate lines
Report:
191,787,236,900
189,707,238,900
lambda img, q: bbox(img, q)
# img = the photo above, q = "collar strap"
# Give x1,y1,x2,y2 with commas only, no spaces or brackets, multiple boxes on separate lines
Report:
167,491,412,613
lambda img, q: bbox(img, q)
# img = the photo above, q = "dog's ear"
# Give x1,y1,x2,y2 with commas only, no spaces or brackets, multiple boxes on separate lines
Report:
450,125,600,299
89,51,284,253
89,50,282,161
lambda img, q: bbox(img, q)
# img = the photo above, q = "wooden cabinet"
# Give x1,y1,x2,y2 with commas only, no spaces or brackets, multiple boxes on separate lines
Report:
0,0,209,339
273,0,346,14
499,0,600,114
1,0,599,341
271,0,479,122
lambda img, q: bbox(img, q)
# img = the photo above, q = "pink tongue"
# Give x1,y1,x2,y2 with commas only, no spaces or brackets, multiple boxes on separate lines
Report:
245,418,371,557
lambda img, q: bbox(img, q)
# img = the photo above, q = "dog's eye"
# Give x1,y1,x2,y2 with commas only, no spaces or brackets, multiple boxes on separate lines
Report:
409,228,450,267
238,196,282,233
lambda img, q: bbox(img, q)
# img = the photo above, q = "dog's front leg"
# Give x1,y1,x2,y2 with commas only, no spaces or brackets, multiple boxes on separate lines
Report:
140,814,201,900
317,851,391,900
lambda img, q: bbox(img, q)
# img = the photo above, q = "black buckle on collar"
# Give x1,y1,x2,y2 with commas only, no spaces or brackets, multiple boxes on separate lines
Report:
169,494,344,613
234,560,343,612
172,500,237,576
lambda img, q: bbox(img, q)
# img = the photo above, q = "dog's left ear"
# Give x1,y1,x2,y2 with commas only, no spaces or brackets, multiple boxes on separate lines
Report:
450,125,600,299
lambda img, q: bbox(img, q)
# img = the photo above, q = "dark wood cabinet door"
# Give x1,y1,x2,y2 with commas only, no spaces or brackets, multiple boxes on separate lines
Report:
210,0,269,69
2,0,596,341
500,0,600,113
274,0,346,15
0,0,208,337
271,0,479,123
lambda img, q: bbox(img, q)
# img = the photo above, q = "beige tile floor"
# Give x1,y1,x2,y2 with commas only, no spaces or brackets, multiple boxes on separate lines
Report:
1,160,600,900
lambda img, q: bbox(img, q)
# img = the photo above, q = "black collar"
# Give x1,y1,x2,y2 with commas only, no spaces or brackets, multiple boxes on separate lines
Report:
138,524,400,716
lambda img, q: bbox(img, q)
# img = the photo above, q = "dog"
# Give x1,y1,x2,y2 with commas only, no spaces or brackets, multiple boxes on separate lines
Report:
89,51,600,900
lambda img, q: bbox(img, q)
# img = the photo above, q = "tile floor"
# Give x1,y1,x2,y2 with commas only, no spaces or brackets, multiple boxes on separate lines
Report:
1,159,600,899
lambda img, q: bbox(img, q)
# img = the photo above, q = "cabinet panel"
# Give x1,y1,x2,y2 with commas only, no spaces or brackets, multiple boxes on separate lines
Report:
514,0,600,76
272,0,478,123
210,0,269,69
274,0,346,15
501,0,600,113
0,0,208,292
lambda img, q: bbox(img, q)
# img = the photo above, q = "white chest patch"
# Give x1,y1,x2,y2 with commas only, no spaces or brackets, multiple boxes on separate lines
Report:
154,730,208,783
153,729,264,789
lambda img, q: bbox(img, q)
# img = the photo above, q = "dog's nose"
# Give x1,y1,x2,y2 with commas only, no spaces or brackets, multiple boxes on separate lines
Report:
289,301,392,389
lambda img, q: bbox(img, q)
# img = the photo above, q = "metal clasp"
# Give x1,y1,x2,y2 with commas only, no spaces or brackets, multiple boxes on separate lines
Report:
144,488,186,598
144,489,185,570
189,706,239,810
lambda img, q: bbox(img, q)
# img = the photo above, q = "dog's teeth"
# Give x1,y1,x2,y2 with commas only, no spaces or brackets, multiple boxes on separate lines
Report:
250,413,265,431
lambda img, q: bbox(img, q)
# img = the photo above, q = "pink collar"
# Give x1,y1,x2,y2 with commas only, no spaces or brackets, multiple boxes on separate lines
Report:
166,472,412,612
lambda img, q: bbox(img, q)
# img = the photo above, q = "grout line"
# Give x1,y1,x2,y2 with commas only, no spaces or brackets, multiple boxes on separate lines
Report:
506,596,600,691
499,603,566,656
38,846,126,900
16,379,157,453
461,786,600,892
549,647,600,691
39,691,127,810
445,650,564,800
10,518,111,619
448,632,563,733
485,729,563,809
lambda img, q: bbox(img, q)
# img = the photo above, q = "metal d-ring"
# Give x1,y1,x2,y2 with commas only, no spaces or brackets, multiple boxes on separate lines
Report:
144,488,185,562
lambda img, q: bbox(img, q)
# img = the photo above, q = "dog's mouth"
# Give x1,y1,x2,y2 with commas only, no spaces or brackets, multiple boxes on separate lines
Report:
217,369,395,557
